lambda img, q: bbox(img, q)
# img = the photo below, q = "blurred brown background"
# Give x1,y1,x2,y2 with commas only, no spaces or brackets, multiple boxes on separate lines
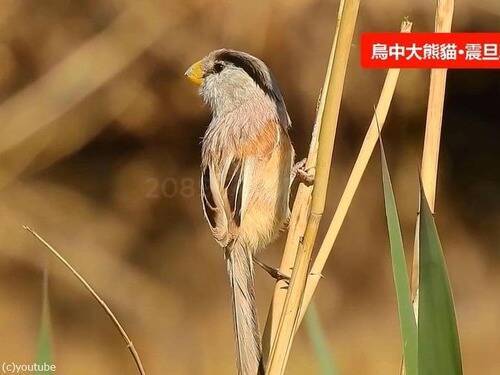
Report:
0,0,498,374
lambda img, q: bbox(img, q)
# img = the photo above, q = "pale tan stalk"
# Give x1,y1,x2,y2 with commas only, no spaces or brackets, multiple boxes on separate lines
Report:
266,1,360,373
263,0,345,356
24,226,146,375
299,20,413,324
410,0,454,317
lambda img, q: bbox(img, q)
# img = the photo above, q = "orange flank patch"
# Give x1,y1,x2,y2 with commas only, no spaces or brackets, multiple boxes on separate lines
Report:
238,121,281,158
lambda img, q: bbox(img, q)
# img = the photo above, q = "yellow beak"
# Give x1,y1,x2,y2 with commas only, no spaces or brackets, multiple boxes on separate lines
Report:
185,60,204,85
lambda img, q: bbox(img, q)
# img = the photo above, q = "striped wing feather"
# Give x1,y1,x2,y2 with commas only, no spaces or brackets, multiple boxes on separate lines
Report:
201,157,244,247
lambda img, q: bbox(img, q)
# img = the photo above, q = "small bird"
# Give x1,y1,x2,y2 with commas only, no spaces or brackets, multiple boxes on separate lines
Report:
186,49,296,375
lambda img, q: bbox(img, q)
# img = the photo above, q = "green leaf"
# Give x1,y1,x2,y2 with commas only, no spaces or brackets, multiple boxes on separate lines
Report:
304,304,338,375
35,269,55,375
418,187,463,375
379,139,417,375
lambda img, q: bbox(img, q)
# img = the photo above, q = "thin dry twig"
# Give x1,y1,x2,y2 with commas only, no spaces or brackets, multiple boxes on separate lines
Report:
24,226,146,375
299,19,413,324
266,1,360,373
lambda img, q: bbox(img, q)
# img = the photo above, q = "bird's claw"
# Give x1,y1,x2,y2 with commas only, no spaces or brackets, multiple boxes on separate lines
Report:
292,158,315,187
253,258,291,284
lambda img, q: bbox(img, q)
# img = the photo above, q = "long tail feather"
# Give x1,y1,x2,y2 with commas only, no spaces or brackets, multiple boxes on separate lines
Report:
226,244,264,375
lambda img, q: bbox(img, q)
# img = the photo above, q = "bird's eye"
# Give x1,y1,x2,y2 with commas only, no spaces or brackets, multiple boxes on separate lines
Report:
213,62,224,74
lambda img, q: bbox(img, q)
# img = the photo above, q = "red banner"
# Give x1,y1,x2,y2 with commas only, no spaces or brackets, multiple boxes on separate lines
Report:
361,33,500,69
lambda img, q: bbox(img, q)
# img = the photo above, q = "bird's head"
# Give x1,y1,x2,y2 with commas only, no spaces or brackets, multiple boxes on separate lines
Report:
185,49,289,126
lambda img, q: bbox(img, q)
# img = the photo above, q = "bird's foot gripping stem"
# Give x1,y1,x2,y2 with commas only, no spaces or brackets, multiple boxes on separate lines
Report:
253,258,290,284
292,158,315,187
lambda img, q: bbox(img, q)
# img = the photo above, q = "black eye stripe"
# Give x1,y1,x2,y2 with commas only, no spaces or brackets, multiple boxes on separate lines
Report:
214,50,291,129
216,52,268,93
213,62,224,73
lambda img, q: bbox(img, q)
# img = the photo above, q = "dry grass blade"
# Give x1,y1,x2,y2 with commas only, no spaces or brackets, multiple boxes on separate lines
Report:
266,1,360,373
298,19,413,324
24,226,146,375
410,0,454,318
263,0,345,355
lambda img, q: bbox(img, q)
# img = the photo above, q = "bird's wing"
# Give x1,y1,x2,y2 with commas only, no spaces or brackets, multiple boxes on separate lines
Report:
201,120,285,247
201,156,245,247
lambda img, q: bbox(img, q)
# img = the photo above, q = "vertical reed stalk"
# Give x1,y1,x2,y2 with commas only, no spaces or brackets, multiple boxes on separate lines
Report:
266,1,360,373
410,0,454,318
299,20,412,324
263,0,345,355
